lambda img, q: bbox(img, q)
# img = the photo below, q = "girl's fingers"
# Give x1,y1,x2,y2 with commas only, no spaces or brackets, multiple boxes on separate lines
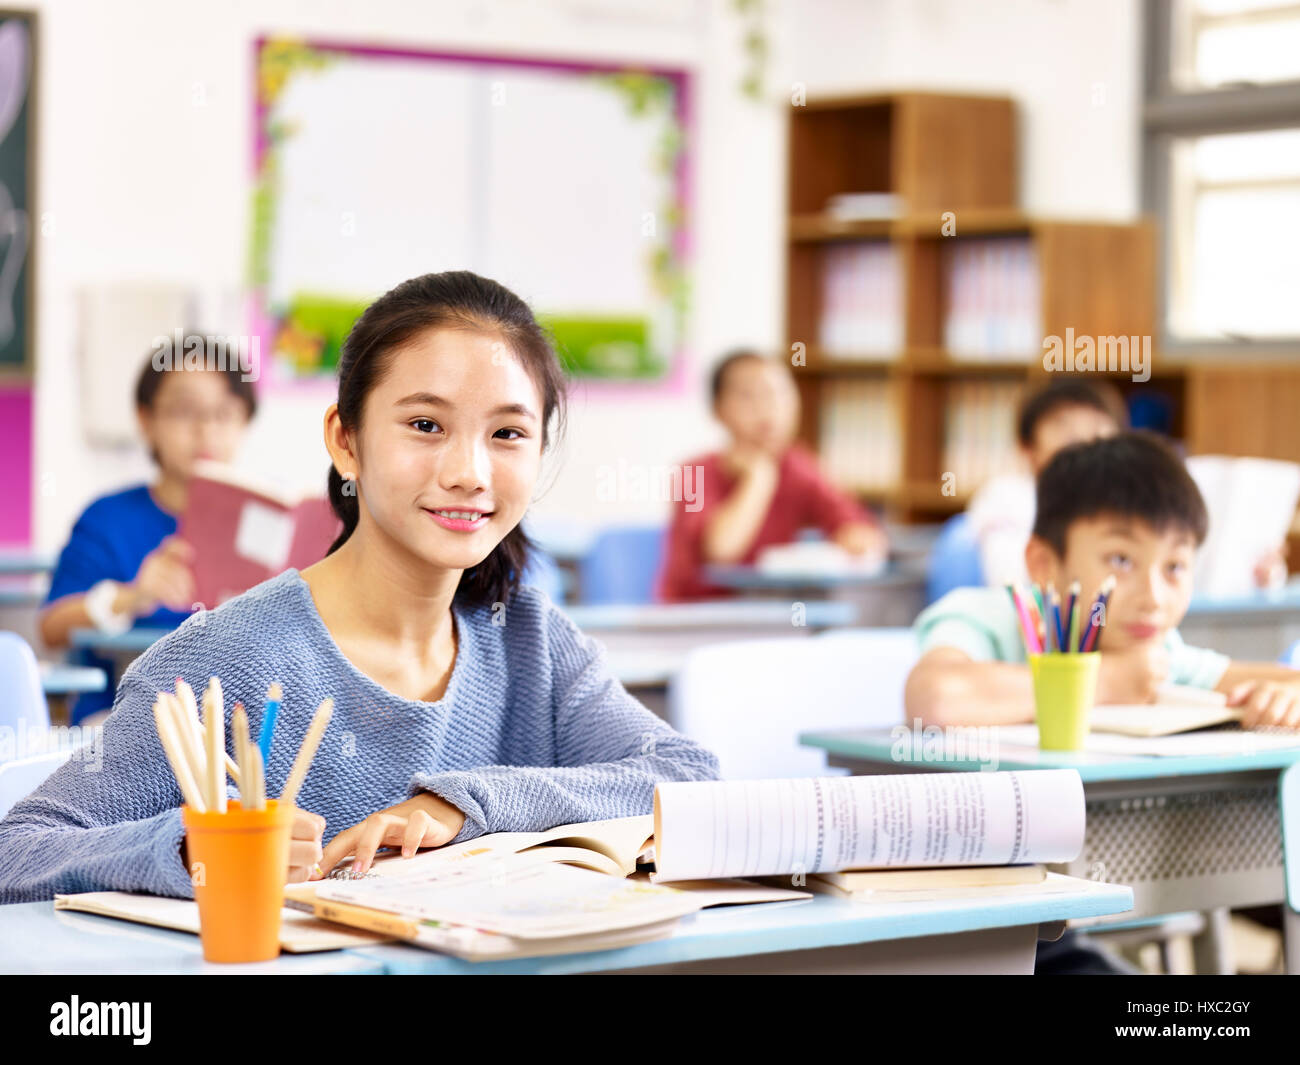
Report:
402,811,432,858
289,837,324,871
292,810,326,841
351,816,394,875
1226,681,1255,707
318,824,360,877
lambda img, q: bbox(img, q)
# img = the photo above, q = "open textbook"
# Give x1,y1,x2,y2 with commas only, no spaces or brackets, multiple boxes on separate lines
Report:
1187,454,1300,598
1088,684,1239,737
650,770,1085,882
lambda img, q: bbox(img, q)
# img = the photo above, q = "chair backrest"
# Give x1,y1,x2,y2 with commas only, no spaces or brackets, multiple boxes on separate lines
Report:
579,525,665,605
0,631,48,735
925,512,985,605
0,747,72,820
1281,639,1300,669
666,628,919,779
521,549,566,605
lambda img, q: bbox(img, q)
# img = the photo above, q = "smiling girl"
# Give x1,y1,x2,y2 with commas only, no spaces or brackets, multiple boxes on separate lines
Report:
0,272,720,902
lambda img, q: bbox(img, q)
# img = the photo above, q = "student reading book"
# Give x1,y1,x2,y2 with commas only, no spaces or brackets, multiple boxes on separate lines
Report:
0,271,721,904
38,341,257,724
656,348,888,601
906,430,1300,974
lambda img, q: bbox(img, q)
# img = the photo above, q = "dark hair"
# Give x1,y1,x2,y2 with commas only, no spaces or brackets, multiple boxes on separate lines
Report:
709,347,768,404
134,334,258,418
1016,377,1128,448
1032,431,1208,555
326,271,568,608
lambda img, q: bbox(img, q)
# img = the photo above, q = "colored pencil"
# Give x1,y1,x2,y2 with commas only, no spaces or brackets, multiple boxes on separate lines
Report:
153,698,205,810
1008,584,1042,655
281,698,333,806
1080,575,1117,653
1066,581,1081,653
203,677,226,814
177,677,240,789
257,682,283,767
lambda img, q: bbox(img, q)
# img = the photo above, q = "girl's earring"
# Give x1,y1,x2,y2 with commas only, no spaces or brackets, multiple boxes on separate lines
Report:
341,471,358,497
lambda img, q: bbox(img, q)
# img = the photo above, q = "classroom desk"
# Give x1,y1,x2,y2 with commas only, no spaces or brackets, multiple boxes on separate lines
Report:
0,878,1131,976
0,550,54,576
1181,585,1300,662
40,662,108,696
703,561,927,627
344,877,1131,975
799,726,1300,975
0,903,384,974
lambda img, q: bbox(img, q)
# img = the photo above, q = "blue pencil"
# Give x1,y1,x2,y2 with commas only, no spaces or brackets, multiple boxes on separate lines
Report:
257,682,283,765
1047,584,1062,652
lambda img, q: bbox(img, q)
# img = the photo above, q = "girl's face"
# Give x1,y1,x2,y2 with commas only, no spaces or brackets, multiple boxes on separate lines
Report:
138,370,250,478
349,327,544,573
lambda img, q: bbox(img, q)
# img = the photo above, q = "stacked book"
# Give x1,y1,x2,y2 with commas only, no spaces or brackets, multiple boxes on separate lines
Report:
818,241,904,358
943,237,1041,360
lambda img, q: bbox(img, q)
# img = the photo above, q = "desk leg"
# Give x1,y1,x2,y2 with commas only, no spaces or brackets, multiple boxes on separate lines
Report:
1285,906,1300,976
1191,907,1235,975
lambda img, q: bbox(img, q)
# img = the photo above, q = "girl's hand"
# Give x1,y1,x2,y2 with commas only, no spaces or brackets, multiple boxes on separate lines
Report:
311,793,466,879
1096,644,1169,705
287,808,326,884
1227,680,1300,730
833,521,888,560
128,536,196,615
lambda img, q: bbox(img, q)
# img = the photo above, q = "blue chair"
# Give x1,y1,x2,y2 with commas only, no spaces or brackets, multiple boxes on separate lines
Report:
578,526,666,605
521,549,567,605
925,513,985,605
0,631,48,738
1281,639,1300,668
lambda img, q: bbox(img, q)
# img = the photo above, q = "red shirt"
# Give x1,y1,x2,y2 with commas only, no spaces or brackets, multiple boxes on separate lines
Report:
655,444,875,602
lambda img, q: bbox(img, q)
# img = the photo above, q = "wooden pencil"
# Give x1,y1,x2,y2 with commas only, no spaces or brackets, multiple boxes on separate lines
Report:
152,697,205,810
203,677,226,814
281,698,333,806
232,702,250,808
177,678,241,790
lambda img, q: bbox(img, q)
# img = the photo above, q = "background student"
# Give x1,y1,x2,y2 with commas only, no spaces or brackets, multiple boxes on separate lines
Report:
906,431,1300,730
966,377,1128,589
657,348,888,601
38,343,257,724
0,271,719,904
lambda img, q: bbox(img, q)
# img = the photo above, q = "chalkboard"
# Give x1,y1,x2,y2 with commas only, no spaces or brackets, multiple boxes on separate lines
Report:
0,10,33,374
250,38,691,386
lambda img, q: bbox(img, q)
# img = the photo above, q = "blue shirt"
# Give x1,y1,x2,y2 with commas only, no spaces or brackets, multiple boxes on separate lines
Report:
0,569,720,902
46,485,192,721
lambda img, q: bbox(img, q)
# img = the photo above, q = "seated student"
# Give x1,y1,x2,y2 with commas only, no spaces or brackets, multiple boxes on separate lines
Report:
967,377,1127,589
38,343,257,724
967,377,1286,591
909,431,1300,975
908,430,1300,729
657,348,888,601
0,270,720,903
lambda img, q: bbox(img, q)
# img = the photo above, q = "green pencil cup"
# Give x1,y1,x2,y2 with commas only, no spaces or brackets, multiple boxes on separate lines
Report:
1029,652,1101,751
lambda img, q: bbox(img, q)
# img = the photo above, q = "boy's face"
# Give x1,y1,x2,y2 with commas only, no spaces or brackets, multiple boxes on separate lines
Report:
138,370,250,478
1025,404,1119,475
714,358,798,455
1027,514,1197,651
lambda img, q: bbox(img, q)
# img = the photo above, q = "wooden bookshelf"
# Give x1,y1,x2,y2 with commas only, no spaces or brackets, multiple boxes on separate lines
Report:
785,92,1180,522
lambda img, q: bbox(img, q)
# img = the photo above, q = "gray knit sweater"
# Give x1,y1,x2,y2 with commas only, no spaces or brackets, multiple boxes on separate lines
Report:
0,569,720,903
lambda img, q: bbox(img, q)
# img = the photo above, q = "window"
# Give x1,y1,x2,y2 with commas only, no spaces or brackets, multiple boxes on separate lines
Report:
1144,0,1300,349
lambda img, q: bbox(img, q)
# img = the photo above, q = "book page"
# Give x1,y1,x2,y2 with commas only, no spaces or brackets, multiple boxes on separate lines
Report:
652,770,1084,882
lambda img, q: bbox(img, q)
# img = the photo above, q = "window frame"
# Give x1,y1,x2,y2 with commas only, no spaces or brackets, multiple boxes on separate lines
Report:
1142,0,1300,357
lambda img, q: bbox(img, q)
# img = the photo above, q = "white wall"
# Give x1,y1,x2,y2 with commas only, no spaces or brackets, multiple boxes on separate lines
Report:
29,0,1142,551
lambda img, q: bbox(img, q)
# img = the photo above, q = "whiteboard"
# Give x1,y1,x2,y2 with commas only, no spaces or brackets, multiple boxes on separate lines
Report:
253,40,690,382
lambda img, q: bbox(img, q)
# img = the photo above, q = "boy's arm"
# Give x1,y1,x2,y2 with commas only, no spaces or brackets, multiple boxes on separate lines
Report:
904,647,1037,727
702,453,778,563
1215,661,1300,730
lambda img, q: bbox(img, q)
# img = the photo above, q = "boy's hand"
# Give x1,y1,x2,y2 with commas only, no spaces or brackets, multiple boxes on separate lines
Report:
312,793,466,879
1096,644,1169,705
1226,679,1300,730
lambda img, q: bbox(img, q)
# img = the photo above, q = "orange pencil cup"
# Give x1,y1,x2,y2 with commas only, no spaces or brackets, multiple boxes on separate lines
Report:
182,799,295,962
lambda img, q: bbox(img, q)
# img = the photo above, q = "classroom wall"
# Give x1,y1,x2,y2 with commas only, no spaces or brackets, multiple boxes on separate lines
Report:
27,0,1142,551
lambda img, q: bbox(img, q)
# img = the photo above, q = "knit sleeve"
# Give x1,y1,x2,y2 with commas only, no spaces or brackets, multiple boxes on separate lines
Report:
0,654,198,903
409,602,721,843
